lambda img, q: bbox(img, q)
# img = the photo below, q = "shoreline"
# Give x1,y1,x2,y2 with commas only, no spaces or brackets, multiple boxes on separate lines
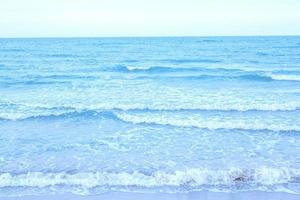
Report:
1,191,299,200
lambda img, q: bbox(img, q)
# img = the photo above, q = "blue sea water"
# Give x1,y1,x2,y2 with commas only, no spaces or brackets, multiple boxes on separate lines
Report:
0,37,300,196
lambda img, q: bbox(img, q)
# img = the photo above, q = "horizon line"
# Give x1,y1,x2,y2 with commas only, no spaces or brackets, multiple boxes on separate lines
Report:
0,34,300,39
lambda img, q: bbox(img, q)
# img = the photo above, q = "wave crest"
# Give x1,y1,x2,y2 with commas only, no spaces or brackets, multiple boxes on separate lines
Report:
1,108,300,132
114,110,300,132
106,66,300,82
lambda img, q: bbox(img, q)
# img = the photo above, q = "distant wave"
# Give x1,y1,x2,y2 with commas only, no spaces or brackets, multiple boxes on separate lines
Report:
256,52,269,56
2,74,300,87
2,66,300,83
0,80,70,86
159,58,221,64
37,53,81,58
196,39,219,43
108,65,242,73
176,74,274,82
104,66,300,82
0,167,299,190
268,74,300,81
0,48,25,53
132,74,275,82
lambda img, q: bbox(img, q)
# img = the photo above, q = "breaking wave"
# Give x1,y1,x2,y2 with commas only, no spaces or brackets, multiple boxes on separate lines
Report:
0,167,299,189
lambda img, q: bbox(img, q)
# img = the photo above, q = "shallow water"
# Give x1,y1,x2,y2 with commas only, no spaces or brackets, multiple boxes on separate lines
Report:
0,37,300,196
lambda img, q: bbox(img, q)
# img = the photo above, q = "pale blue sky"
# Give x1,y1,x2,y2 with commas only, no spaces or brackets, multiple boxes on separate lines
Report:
0,0,300,37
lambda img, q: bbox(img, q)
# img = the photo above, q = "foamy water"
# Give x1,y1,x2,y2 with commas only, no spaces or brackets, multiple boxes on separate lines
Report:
0,37,300,196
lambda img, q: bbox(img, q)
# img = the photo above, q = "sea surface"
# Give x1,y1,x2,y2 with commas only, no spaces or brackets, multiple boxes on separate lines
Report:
0,37,300,197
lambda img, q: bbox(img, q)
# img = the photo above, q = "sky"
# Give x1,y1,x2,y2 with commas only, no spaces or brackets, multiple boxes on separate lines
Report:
0,0,300,37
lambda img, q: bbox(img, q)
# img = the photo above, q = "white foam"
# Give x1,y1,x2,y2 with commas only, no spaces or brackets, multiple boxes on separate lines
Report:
0,167,299,188
269,74,300,81
115,111,300,132
126,66,152,71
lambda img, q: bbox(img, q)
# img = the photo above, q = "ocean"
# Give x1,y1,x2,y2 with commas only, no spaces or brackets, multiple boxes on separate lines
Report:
0,37,300,197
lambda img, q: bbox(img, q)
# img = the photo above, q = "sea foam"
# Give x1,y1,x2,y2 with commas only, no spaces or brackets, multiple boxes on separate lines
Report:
0,167,299,189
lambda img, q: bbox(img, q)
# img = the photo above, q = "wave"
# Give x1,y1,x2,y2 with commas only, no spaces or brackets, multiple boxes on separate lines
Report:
1,109,300,132
155,74,300,82
109,65,243,73
0,48,25,53
1,102,300,122
176,74,273,82
132,74,275,82
196,39,219,43
2,66,300,83
103,66,300,82
0,110,118,121
0,167,299,189
0,80,70,86
21,74,97,80
268,74,300,81
159,58,221,64
37,53,81,58
4,74,299,87
114,110,300,132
